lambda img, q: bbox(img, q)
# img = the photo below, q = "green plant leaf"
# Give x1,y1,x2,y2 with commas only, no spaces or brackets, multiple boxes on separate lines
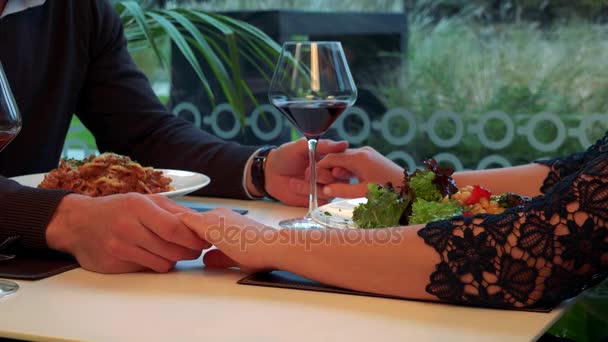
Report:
161,10,239,111
114,1,166,68
146,11,215,105
113,1,281,122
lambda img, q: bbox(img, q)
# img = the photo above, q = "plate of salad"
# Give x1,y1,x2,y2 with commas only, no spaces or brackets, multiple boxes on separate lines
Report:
311,159,531,229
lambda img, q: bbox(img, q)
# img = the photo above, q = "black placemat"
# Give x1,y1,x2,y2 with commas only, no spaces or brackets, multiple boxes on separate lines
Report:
238,270,556,313
0,253,79,280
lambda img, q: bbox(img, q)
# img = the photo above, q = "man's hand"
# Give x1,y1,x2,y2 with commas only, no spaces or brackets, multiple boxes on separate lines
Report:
264,138,349,207
316,146,405,199
46,193,211,274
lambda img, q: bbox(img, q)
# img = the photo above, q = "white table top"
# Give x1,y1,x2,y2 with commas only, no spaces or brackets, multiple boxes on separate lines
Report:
0,197,569,342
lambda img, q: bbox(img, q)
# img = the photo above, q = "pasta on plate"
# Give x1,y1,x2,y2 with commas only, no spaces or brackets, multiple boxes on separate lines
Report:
38,153,174,197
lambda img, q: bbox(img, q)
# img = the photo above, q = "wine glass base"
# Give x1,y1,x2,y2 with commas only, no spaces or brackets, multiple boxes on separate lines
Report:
0,280,19,298
278,217,326,229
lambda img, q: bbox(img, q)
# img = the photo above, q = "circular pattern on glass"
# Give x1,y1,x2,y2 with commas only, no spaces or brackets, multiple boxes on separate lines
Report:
208,103,241,140
426,111,464,148
380,108,416,146
172,102,202,128
475,111,514,150
386,150,417,172
433,152,464,171
576,113,608,147
522,112,566,152
250,104,284,141
335,106,371,144
476,155,512,169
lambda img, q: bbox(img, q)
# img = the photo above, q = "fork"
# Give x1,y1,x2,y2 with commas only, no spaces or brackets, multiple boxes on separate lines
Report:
0,235,20,261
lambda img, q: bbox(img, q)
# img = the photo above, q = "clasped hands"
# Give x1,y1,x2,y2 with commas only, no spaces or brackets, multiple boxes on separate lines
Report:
46,139,401,274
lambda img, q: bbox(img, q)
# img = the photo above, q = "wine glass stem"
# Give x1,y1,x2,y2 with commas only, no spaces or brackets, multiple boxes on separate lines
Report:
306,138,319,218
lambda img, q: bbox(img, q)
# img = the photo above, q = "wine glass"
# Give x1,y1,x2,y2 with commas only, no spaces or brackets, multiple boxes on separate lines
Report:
269,41,357,229
0,61,21,152
0,61,22,297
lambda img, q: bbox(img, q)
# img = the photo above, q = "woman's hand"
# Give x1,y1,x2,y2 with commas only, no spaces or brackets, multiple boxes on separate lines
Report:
179,209,277,273
317,146,405,198
46,193,211,274
264,138,349,207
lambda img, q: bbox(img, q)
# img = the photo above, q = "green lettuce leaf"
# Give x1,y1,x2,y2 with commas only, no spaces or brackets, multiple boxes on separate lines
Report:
410,170,442,202
409,199,462,225
353,183,411,228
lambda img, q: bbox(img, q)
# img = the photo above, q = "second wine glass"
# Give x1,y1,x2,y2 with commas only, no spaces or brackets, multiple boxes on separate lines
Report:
269,41,357,229
0,60,22,297
0,61,21,152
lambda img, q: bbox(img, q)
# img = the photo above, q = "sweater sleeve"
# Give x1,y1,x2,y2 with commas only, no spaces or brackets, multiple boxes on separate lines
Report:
0,176,71,253
75,0,258,199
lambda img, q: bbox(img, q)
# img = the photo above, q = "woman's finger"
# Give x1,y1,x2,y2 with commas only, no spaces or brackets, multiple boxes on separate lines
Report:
332,167,354,180
316,140,349,155
179,210,243,245
316,152,359,174
322,182,370,199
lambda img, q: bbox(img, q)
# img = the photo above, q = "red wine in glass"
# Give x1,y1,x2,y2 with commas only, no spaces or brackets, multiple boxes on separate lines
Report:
269,41,357,229
274,100,349,139
0,126,20,152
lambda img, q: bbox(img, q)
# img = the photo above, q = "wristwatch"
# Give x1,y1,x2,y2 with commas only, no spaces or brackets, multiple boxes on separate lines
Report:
250,145,276,199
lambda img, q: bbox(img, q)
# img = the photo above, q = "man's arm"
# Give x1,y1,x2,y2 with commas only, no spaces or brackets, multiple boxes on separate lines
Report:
75,0,258,199
0,176,71,252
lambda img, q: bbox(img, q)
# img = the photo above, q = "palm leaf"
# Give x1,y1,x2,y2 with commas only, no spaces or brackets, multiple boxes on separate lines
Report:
112,1,281,118
114,1,166,68
146,11,216,104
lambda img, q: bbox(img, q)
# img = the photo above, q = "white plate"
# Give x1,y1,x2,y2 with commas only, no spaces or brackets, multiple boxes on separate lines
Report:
310,198,367,229
9,169,210,199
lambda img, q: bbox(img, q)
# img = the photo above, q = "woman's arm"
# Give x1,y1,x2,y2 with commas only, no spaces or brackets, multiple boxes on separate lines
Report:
452,163,550,197
180,209,438,301
317,147,550,198
183,135,608,308
182,150,608,309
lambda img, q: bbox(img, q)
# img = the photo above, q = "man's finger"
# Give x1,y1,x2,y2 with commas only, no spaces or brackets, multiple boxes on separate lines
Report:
149,195,197,214
309,167,340,185
281,194,310,207
118,223,203,262
113,243,175,273
139,199,211,251
203,249,238,268
288,178,334,200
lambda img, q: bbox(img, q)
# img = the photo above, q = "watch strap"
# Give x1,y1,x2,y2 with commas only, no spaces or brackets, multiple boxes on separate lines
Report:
251,145,276,199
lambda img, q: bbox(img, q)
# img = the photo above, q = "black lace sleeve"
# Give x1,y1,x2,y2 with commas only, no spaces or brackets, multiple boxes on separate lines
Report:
536,134,608,193
418,134,608,309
